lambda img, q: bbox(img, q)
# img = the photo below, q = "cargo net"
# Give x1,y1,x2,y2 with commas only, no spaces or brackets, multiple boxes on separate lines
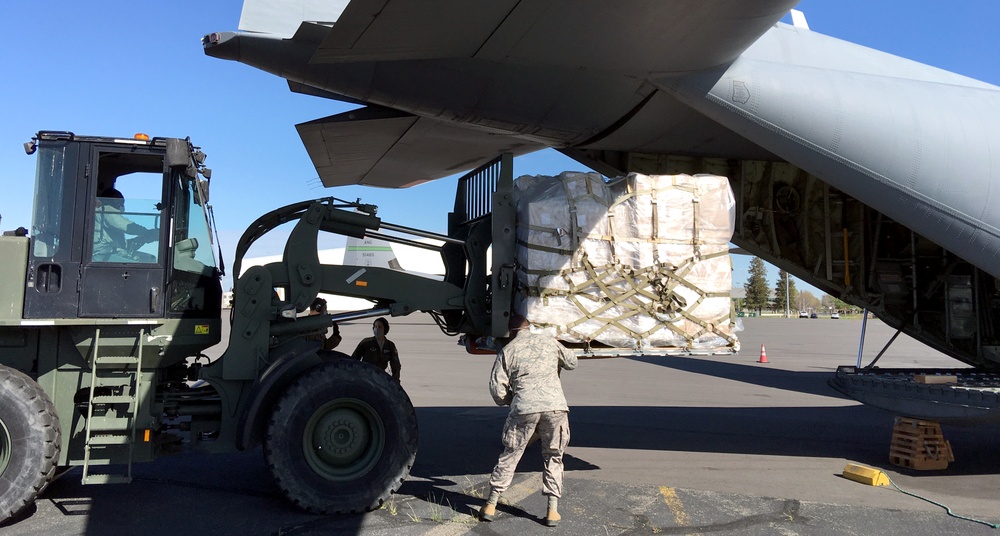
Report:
513,172,739,352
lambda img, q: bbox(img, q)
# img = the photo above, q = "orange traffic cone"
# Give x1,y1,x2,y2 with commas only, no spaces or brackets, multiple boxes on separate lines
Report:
758,344,769,363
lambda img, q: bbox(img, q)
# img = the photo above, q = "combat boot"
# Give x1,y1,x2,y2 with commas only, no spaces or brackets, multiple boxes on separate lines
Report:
545,508,560,527
479,502,496,522
545,495,560,527
480,489,501,522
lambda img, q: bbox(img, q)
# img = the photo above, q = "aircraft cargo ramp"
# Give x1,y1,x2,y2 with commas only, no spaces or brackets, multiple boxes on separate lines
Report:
829,366,1000,426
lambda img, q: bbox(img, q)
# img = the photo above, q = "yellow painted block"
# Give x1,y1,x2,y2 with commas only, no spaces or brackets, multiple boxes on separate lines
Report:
842,463,890,487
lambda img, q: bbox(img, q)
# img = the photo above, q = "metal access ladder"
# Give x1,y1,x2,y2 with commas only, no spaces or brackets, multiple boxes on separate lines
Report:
81,327,144,484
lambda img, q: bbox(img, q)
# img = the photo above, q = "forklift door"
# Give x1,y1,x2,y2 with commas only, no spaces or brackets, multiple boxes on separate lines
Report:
79,146,167,317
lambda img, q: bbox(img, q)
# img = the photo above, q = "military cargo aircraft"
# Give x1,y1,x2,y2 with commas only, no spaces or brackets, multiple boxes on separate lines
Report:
203,1,1000,423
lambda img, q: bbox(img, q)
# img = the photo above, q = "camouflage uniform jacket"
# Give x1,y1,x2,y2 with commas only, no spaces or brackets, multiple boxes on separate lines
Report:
92,204,137,260
490,330,577,415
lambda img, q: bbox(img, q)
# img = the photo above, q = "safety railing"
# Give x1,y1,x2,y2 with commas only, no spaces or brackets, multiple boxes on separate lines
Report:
452,154,513,227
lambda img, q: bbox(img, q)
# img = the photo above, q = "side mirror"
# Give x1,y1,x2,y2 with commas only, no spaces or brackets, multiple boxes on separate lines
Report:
165,138,191,169
196,178,210,205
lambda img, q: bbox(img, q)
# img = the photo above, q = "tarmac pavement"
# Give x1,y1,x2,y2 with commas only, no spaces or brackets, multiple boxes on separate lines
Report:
3,314,1000,535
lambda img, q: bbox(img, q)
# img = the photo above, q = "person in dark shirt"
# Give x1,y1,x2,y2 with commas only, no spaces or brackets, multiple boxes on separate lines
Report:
351,317,400,380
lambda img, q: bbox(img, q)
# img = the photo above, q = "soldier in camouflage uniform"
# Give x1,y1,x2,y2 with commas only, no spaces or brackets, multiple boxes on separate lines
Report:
92,189,157,262
480,315,577,527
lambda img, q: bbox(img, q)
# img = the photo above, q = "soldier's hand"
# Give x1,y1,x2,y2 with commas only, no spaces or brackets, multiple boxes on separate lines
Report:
142,227,159,243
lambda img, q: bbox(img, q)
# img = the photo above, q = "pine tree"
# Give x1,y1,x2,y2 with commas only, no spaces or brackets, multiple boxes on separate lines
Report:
744,257,769,314
774,269,798,316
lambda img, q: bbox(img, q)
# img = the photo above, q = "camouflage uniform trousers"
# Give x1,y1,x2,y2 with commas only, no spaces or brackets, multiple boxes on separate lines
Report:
488,410,570,497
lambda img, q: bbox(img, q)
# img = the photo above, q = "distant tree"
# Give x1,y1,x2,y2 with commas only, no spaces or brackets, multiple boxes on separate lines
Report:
774,269,798,316
744,257,769,314
798,290,821,311
822,295,850,313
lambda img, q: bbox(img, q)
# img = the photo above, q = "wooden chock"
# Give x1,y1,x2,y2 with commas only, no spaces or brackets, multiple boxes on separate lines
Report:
889,417,954,470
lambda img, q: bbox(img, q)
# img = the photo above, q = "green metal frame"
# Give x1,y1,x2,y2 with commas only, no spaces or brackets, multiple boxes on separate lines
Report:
0,237,28,322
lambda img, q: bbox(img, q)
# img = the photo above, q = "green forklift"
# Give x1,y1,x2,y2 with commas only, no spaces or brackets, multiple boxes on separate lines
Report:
1,133,515,523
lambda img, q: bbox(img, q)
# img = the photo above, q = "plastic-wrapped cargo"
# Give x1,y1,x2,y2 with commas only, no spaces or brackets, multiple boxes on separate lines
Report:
513,171,739,353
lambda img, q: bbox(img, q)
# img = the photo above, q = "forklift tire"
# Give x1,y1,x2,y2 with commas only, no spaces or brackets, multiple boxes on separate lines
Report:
264,359,417,514
0,365,61,524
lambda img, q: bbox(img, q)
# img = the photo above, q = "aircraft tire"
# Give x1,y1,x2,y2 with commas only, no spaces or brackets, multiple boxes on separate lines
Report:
264,359,417,514
0,365,61,525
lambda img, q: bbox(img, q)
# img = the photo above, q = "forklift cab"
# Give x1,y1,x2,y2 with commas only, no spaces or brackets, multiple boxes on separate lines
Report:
24,132,222,320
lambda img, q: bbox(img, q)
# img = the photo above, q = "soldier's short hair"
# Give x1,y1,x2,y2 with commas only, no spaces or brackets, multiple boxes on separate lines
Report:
508,314,529,331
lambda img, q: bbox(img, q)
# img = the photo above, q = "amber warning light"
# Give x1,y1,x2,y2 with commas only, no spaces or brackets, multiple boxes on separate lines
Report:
134,133,150,141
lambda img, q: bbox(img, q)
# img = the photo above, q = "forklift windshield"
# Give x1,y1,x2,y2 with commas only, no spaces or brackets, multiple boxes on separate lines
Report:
168,173,220,314
172,175,217,271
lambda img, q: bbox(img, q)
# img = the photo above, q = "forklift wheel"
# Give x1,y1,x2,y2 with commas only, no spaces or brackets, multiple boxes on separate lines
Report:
0,365,61,525
264,359,417,514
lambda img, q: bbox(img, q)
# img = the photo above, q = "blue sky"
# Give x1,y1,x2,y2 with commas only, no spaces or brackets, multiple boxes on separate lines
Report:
2,1,998,292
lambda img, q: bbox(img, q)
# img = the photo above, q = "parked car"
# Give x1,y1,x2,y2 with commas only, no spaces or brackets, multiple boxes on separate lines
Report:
799,311,809,318
831,312,840,319
810,312,818,318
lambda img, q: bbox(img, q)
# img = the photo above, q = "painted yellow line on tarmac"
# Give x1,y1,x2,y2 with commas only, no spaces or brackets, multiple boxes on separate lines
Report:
659,486,691,526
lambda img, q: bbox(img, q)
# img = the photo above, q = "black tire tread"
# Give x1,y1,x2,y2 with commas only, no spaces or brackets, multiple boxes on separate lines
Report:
0,365,61,524
264,359,417,514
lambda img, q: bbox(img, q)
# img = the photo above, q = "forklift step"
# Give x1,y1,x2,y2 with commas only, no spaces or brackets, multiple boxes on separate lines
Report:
94,356,140,366
92,395,134,405
91,376,137,390
82,473,132,485
86,418,133,433
88,434,133,446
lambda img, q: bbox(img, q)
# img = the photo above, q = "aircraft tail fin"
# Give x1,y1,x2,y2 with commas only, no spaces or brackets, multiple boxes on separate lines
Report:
343,236,402,271
790,9,810,30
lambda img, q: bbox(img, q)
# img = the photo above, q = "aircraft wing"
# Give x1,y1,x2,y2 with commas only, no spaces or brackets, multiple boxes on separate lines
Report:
238,0,350,38
296,106,543,188
208,0,800,187
310,0,793,69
